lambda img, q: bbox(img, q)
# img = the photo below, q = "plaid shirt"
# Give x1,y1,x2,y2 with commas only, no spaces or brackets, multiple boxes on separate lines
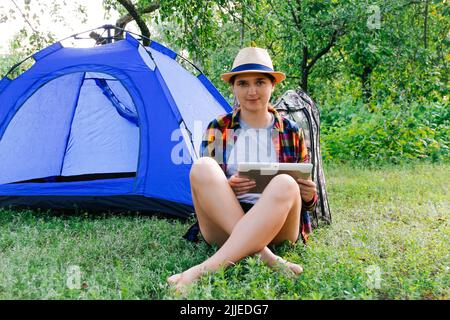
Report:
200,106,317,242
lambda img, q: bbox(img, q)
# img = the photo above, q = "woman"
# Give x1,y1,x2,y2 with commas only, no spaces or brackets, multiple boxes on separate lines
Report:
168,47,317,291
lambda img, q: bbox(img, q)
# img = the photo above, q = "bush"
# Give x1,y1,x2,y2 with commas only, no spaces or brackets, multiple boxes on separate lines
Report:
320,100,449,165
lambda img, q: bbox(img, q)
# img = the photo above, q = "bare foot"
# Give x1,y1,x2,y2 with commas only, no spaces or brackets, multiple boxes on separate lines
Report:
258,250,303,275
167,264,209,293
167,273,182,285
271,257,303,275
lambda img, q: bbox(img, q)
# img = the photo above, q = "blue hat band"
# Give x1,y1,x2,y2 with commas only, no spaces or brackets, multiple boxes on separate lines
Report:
230,63,274,73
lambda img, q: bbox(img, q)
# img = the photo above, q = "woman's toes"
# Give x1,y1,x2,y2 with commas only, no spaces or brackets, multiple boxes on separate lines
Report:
167,264,208,292
270,256,303,275
167,273,182,285
286,262,303,275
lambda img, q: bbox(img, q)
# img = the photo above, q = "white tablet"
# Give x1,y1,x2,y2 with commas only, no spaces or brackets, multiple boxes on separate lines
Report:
237,162,313,193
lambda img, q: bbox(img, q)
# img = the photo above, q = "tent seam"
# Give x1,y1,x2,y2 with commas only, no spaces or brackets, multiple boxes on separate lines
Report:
59,72,86,175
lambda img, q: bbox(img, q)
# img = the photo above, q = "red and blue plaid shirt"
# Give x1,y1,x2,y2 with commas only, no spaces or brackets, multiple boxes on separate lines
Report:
200,106,316,242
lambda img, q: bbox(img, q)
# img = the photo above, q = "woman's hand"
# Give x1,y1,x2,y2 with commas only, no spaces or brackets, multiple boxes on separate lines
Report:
297,177,317,203
228,174,256,195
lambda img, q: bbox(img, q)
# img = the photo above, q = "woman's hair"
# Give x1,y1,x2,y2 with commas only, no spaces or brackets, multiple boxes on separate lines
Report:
229,73,276,85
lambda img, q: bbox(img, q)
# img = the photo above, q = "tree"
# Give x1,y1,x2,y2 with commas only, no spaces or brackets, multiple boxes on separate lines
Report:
103,0,226,68
103,0,160,45
0,0,88,77
1,2,88,55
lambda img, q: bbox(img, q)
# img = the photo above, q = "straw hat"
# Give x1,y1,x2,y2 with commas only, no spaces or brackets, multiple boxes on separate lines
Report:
221,47,286,84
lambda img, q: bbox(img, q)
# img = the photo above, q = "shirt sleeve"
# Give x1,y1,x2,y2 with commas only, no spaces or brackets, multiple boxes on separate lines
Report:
297,128,318,212
200,120,218,158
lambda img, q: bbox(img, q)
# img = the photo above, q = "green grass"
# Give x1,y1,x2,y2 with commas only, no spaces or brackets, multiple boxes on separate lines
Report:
0,163,448,299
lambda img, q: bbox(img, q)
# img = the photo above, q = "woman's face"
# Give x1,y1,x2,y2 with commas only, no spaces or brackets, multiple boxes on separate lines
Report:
232,73,275,112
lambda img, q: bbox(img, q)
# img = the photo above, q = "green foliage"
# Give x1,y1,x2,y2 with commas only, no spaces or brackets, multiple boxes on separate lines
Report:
1,0,448,166
0,0,89,78
321,99,449,164
153,0,227,69
0,55,20,78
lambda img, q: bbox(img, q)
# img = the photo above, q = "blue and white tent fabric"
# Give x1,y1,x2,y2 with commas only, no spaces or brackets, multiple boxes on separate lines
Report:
0,33,231,218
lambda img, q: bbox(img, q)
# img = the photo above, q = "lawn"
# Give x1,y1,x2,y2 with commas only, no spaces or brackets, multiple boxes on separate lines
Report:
0,163,448,299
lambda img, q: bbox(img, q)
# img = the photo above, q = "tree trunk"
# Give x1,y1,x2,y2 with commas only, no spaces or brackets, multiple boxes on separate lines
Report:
240,4,245,47
301,46,309,92
116,0,160,46
424,0,429,49
300,28,341,93
114,1,160,41
361,65,373,104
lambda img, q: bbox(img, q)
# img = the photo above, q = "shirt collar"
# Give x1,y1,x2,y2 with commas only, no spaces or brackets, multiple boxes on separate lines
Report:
230,106,284,132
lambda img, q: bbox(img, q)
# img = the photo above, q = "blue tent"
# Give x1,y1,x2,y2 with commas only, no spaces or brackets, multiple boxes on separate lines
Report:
0,31,231,218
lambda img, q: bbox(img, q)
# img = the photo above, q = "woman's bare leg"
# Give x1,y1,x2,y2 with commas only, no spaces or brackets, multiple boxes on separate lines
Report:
168,158,297,285
168,157,302,289
188,159,300,269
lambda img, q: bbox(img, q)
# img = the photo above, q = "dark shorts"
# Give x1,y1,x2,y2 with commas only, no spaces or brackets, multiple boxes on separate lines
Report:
183,201,254,243
239,201,254,213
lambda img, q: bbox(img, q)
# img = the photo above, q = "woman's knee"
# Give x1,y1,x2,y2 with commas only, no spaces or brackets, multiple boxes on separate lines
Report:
266,174,300,201
190,157,223,184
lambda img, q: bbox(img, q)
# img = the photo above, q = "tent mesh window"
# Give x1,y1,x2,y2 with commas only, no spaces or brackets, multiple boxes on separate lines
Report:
0,72,140,184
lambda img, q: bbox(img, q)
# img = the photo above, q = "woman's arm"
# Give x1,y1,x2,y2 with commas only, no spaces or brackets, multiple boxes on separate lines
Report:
296,128,318,211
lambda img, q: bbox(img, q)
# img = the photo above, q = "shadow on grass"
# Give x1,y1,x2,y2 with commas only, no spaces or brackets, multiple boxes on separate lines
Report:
0,204,193,225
